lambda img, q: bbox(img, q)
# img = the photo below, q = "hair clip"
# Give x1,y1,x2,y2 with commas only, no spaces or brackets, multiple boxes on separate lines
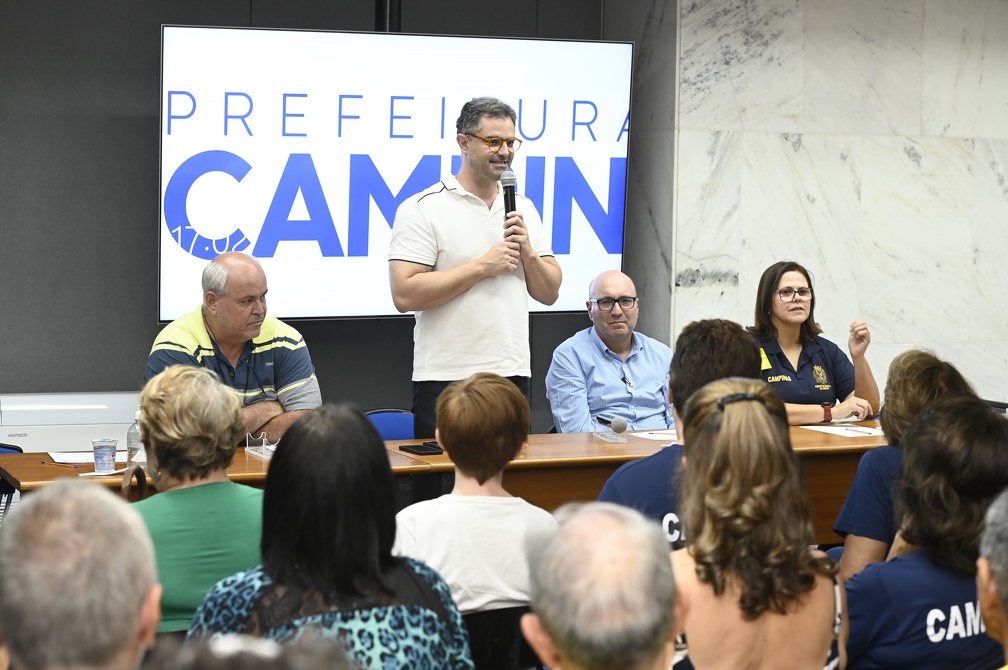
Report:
716,392,766,409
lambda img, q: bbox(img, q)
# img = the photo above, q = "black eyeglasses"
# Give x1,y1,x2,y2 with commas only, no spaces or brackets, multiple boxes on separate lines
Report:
590,296,638,311
777,287,812,302
467,133,522,152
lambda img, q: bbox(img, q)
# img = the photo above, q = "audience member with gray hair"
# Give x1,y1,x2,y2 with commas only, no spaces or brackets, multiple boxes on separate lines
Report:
978,487,1008,663
520,502,679,670
0,480,162,670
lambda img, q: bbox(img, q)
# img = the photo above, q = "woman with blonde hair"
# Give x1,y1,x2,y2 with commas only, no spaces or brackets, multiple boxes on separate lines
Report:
672,378,841,669
136,365,263,634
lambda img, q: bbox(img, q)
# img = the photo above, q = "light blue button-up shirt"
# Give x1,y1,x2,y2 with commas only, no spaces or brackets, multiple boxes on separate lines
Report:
546,327,673,433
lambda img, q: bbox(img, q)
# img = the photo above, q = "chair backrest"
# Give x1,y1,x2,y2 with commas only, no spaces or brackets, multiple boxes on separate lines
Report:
463,605,542,670
365,409,415,441
120,463,148,501
985,399,1008,415
0,443,23,525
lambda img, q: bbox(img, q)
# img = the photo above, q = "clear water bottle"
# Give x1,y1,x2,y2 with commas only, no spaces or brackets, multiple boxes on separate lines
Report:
126,410,145,466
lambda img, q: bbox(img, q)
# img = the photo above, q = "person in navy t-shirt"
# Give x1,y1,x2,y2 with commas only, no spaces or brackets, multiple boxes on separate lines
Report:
597,319,761,547
844,394,1007,669
748,260,880,425
833,349,975,581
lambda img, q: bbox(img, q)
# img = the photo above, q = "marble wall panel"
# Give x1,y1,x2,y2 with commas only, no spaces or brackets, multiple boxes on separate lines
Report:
624,126,677,343
621,0,679,343
805,0,924,136
922,0,1008,139
679,0,804,132
663,0,1008,400
971,139,1008,341
855,135,975,344
673,130,744,327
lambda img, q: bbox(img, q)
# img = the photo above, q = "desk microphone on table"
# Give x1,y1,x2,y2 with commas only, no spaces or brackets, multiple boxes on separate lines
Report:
595,416,628,442
596,416,628,433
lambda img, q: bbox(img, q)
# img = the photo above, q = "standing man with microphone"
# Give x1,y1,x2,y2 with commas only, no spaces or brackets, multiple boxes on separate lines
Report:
389,96,562,438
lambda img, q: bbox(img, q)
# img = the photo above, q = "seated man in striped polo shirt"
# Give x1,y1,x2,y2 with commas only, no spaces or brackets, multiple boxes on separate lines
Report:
546,270,673,433
145,252,321,443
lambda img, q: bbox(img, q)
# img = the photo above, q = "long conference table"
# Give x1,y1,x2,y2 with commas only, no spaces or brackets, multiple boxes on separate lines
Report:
0,425,885,545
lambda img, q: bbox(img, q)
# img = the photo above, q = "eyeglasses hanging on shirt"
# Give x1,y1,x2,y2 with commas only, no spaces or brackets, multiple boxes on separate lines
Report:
208,348,270,405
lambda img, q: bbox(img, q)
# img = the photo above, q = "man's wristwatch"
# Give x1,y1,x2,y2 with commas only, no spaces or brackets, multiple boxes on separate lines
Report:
822,403,832,423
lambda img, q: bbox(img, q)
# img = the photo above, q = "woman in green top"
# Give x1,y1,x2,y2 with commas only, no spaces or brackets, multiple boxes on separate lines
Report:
135,365,264,635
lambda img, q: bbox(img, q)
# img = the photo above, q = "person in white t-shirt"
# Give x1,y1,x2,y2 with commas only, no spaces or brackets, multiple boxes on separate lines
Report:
394,372,558,613
388,96,562,439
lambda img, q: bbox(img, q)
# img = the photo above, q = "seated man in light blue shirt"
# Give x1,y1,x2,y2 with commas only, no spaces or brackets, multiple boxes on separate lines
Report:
546,270,673,433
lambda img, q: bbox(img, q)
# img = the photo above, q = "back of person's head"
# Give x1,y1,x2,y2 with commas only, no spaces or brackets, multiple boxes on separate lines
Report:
140,364,245,480
669,319,761,415
523,502,675,670
436,372,528,483
147,633,356,670
262,404,398,597
900,394,1008,573
980,488,1008,632
879,349,975,445
681,377,833,618
0,480,160,670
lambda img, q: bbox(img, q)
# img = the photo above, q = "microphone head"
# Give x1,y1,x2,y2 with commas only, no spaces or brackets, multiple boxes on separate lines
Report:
611,417,628,433
499,171,517,188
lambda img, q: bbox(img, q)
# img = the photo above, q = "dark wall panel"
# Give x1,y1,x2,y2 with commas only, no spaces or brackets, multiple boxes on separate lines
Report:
250,1,374,31
401,0,538,37
537,0,603,40
0,0,604,432
0,1,251,394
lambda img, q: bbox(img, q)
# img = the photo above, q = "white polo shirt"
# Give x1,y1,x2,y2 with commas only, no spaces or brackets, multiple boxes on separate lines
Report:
389,175,553,381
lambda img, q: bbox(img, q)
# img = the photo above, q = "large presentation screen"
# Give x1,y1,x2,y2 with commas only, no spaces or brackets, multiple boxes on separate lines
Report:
159,26,633,320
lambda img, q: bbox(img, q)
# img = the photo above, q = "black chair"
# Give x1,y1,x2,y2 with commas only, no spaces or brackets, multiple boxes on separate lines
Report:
120,463,149,501
985,399,1008,415
463,605,543,670
0,442,24,525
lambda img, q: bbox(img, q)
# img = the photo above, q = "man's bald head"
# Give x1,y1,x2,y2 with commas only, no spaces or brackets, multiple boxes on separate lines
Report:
587,271,639,351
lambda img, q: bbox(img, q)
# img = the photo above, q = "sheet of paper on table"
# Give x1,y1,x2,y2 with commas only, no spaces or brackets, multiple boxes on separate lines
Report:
47,451,129,464
630,429,678,442
79,468,130,477
800,425,885,437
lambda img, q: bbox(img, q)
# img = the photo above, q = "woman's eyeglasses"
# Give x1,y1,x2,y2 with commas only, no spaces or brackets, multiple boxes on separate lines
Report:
777,287,812,302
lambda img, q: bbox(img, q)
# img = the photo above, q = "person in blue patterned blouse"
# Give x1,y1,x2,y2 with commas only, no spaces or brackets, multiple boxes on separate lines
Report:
187,404,474,669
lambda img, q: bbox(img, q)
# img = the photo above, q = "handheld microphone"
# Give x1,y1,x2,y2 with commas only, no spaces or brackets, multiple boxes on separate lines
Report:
500,170,517,215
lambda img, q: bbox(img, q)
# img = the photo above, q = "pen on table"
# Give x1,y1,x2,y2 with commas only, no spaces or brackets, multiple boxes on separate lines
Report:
40,460,78,469
844,427,875,435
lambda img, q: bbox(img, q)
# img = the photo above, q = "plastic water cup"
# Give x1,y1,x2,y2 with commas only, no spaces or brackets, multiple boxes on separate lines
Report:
91,439,118,474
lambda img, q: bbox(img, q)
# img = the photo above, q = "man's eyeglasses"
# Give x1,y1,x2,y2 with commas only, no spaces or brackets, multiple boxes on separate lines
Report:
591,296,638,311
777,287,812,302
467,133,523,152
